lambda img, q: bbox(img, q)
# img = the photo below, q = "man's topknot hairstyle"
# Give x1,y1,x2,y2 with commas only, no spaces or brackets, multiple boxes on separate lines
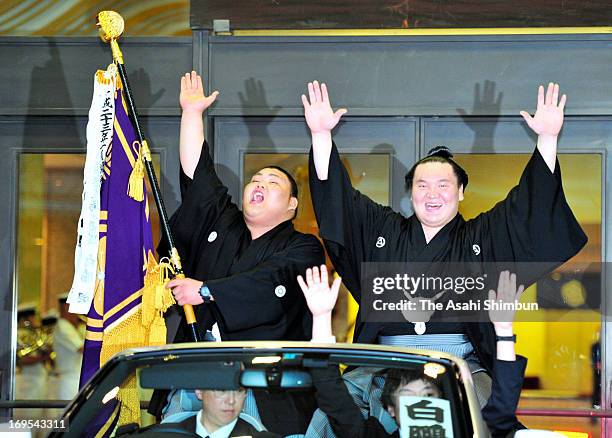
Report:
427,145,453,160
404,145,469,191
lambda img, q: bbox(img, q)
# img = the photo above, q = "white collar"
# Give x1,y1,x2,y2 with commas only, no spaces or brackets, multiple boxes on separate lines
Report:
195,410,239,438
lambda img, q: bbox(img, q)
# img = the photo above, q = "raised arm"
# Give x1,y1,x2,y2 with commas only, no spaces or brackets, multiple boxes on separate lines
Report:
520,82,566,173
179,71,219,178
488,270,524,361
297,264,341,341
164,73,230,261
300,266,395,438
305,82,404,304
466,83,585,272
302,81,347,180
483,271,527,437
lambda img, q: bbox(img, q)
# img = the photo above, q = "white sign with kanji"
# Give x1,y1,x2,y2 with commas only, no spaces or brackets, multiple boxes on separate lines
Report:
398,396,454,438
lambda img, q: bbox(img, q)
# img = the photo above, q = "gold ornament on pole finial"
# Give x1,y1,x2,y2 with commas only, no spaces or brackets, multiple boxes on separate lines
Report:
97,11,124,41
96,11,125,64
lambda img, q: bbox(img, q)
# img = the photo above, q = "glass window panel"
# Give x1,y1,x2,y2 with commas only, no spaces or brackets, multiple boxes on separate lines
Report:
15,153,160,410
454,153,602,437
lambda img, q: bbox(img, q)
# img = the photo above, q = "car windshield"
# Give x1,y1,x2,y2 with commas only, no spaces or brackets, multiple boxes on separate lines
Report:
53,343,480,438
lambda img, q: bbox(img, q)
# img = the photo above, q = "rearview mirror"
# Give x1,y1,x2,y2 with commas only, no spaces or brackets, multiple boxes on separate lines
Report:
240,367,312,389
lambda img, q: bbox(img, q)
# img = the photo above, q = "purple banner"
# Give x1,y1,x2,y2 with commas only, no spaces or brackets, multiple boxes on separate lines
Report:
78,86,154,435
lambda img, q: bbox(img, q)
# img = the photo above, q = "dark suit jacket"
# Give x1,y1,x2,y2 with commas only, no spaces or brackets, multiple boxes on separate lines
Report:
170,414,281,437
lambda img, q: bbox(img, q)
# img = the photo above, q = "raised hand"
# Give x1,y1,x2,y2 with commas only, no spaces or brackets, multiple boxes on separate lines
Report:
302,81,346,180
179,71,219,177
488,270,525,329
301,81,347,135
179,71,219,114
297,265,341,318
520,83,566,137
520,83,565,172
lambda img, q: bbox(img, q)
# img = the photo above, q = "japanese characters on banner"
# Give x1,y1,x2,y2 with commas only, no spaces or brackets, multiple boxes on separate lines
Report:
68,66,116,314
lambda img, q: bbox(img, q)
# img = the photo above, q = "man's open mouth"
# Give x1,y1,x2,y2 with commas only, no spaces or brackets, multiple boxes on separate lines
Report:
250,189,265,204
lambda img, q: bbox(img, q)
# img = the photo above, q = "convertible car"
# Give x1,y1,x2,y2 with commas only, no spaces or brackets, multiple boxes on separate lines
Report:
42,341,485,438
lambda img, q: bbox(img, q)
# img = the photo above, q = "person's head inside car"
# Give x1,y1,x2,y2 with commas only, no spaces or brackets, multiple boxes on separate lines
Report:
195,388,247,433
381,368,442,426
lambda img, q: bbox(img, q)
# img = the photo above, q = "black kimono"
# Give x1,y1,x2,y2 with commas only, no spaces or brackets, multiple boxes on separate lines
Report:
151,142,324,433
164,141,325,342
309,143,587,371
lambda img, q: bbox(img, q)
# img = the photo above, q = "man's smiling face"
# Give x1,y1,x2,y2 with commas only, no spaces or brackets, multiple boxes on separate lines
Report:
411,161,464,235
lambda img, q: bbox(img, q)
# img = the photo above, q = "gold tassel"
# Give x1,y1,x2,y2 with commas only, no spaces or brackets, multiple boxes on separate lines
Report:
97,251,177,427
127,141,145,202
141,252,176,346
159,260,176,313
148,315,167,346
117,374,141,426
141,253,175,329
140,282,155,328
99,309,147,427
140,253,158,328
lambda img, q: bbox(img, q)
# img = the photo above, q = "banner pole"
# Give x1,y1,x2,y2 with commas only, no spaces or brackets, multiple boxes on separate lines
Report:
96,10,201,342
